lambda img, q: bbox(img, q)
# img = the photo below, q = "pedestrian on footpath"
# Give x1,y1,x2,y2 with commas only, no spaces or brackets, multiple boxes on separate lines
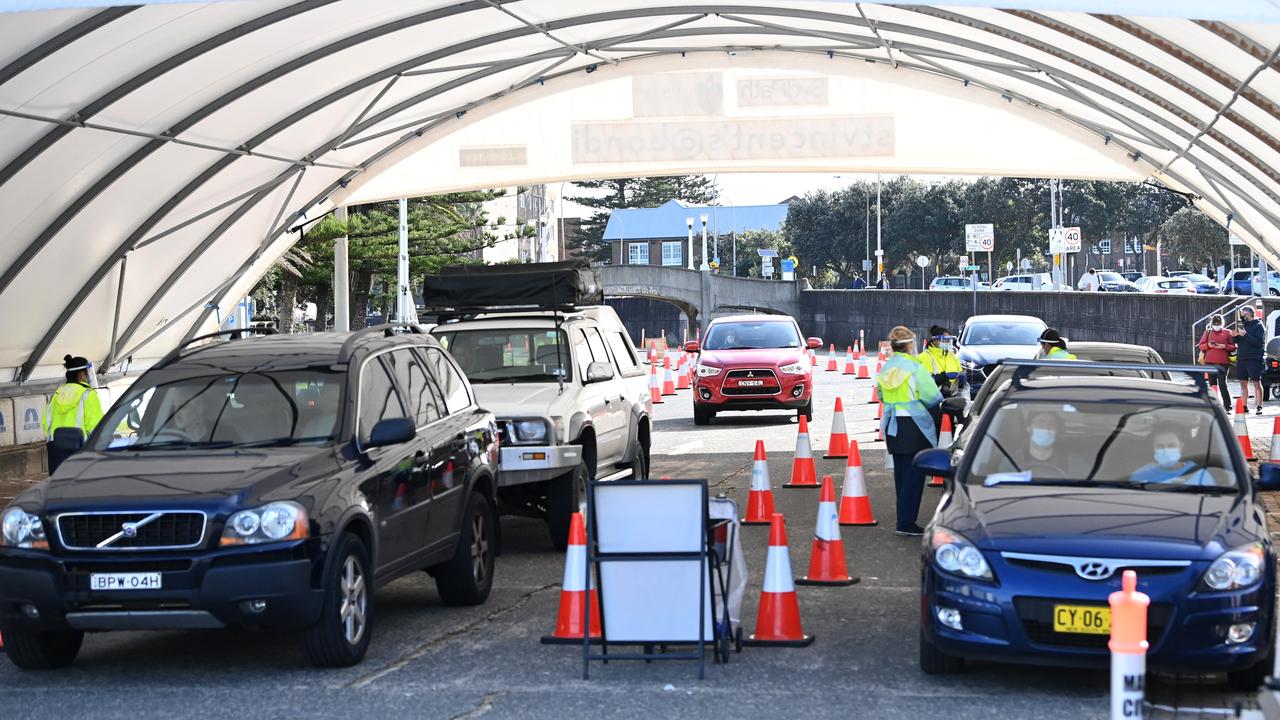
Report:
1080,268,1101,292
43,355,103,473
1198,313,1234,411
1234,305,1266,414
1037,329,1077,360
877,326,942,536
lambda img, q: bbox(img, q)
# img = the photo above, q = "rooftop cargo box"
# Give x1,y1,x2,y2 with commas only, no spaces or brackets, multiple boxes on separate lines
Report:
422,261,603,311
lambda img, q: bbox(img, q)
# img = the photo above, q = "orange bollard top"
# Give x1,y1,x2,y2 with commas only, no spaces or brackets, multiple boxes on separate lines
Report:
1108,570,1150,655
567,512,587,547
768,513,788,547
754,439,767,461
819,475,835,502
797,415,809,434
847,441,862,467
834,396,844,412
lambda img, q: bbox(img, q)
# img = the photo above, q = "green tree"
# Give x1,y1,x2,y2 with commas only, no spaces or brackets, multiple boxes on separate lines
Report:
1160,205,1227,270
567,175,719,262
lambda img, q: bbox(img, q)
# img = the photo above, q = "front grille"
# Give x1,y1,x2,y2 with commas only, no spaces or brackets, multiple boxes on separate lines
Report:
1004,558,1187,579
57,512,207,551
722,369,781,396
1014,597,1172,650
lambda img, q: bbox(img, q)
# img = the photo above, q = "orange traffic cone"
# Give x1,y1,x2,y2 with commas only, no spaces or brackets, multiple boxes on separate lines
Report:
867,383,879,405
542,512,601,644
648,363,663,405
823,397,849,459
743,514,815,647
785,416,819,488
838,442,877,526
809,348,818,367
1270,417,1280,463
857,355,871,379
842,347,856,375
928,414,954,488
677,354,691,390
875,400,883,420
797,476,858,586
661,357,676,396
1236,397,1254,460
743,440,776,525
826,344,838,372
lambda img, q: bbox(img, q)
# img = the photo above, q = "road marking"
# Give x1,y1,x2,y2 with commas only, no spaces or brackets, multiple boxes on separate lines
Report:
668,440,704,455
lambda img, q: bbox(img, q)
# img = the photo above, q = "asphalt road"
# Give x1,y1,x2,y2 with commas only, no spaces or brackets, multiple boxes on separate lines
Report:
0,367,1263,719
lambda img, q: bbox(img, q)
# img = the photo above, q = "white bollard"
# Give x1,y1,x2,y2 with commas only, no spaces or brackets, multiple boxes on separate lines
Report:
1109,570,1149,720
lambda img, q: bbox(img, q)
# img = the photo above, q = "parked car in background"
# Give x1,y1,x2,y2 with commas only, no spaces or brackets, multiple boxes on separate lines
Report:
991,274,1063,291
1119,271,1145,283
1221,269,1257,295
0,327,501,669
930,276,983,292
955,314,1048,398
1135,276,1197,294
1250,271,1280,297
1077,271,1137,292
1168,272,1219,294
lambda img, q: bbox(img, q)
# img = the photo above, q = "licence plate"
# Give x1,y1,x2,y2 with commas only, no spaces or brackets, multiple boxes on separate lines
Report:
738,380,765,386
90,572,162,591
1052,604,1110,635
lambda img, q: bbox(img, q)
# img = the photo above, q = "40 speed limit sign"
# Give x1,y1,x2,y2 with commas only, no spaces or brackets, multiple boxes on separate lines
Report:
965,223,994,252
1049,226,1082,254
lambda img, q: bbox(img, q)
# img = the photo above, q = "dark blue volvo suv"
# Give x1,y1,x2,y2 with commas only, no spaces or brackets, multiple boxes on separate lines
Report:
915,361,1277,689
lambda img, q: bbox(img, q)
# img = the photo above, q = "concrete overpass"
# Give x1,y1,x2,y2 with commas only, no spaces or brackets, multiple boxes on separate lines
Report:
600,265,801,333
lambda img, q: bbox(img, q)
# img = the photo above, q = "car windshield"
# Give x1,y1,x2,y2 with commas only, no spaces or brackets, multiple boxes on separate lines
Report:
961,322,1045,346
434,328,571,383
1181,273,1212,283
703,321,801,350
1097,272,1124,282
91,368,344,451
966,400,1237,491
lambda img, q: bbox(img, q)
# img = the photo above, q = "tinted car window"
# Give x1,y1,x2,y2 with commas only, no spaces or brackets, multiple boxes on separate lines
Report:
434,329,571,383
584,327,609,365
703,321,801,350
93,368,344,451
424,347,472,415
359,357,406,441
385,348,442,427
606,331,640,373
967,400,1235,490
961,322,1045,346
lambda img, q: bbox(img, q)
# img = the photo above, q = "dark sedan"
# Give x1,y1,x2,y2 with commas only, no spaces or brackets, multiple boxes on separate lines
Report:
916,363,1276,689
955,314,1047,399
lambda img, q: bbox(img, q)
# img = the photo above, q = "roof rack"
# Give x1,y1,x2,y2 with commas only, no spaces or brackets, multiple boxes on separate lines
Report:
157,326,278,367
337,322,427,362
1002,359,1214,397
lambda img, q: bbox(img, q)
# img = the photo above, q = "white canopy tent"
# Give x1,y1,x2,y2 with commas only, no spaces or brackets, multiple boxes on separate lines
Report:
0,0,1278,382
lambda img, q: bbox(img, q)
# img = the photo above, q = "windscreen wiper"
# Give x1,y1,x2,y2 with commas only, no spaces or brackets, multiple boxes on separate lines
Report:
1125,481,1234,493
131,440,234,450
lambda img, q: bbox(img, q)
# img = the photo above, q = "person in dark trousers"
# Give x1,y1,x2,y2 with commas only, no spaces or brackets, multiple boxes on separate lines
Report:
1235,306,1266,414
876,325,942,536
1199,313,1235,411
874,275,889,290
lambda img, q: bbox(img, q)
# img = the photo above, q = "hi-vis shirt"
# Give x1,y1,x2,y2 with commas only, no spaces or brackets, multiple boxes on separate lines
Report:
43,382,103,439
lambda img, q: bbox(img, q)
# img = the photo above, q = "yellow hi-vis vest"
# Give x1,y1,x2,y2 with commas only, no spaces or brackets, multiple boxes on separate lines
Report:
1046,347,1078,361
43,382,103,439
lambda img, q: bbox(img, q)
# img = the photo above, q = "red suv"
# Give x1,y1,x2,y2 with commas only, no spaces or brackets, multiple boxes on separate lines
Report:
685,315,821,425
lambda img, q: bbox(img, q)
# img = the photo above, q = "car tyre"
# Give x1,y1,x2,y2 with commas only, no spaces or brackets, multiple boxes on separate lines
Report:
433,491,496,606
628,441,649,480
693,406,714,426
0,625,83,670
919,627,964,675
304,533,372,668
546,459,588,551
1227,648,1273,691
798,400,813,422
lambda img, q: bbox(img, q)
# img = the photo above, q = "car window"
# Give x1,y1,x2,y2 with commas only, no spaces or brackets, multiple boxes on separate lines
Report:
385,348,442,427
433,328,571,383
423,347,472,415
961,322,1045,346
605,330,640,373
967,400,1236,490
359,357,406,442
583,327,610,367
703,321,801,350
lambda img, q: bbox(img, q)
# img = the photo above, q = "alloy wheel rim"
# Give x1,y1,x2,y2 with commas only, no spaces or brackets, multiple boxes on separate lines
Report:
339,555,367,646
471,512,489,585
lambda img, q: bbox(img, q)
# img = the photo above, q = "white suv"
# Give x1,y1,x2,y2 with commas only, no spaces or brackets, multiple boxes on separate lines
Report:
929,276,981,291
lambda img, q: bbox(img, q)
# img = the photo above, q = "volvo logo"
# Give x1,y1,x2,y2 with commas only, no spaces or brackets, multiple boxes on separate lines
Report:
1074,561,1115,580
122,522,138,538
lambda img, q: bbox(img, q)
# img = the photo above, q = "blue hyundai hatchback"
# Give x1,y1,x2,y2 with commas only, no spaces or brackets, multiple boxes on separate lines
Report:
915,361,1278,689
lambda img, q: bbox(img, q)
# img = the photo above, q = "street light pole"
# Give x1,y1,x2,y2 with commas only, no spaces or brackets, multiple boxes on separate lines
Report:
699,214,710,271
686,217,695,270
875,175,883,283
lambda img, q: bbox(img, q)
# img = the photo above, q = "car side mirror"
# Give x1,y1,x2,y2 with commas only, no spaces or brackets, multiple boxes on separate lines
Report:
585,361,615,383
366,417,416,449
913,448,954,479
806,337,822,349
683,341,700,353
51,427,85,453
1258,463,1280,491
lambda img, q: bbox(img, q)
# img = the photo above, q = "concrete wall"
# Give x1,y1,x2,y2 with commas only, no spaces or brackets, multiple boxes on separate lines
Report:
802,290,1275,364
606,298,687,346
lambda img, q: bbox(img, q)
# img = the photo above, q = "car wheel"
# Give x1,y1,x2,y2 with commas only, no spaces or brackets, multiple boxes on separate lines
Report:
433,491,496,606
303,533,372,667
1270,289,1279,297
919,627,964,675
628,442,649,480
546,459,588,550
0,625,83,670
693,406,714,426
798,400,813,422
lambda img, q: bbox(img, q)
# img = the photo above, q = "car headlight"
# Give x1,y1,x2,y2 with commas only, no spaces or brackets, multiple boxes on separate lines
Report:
1200,542,1265,591
220,502,309,546
779,362,808,375
1,506,47,550
506,418,552,445
930,526,992,581
696,364,723,377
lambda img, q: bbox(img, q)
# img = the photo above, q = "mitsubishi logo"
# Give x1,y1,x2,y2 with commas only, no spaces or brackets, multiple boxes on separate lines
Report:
747,372,755,378
1074,561,1115,580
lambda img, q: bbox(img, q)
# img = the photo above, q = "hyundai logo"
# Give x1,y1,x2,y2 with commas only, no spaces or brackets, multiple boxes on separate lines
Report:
1074,561,1115,580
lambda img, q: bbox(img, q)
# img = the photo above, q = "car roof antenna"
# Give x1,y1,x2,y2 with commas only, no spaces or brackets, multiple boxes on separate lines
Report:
552,272,564,395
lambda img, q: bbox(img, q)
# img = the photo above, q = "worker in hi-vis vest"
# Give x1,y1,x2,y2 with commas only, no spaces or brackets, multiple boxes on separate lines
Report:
43,354,103,473
1037,329,1077,360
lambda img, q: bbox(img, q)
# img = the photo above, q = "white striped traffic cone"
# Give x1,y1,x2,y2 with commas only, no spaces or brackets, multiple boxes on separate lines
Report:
743,439,775,525
823,397,849,459
648,363,663,405
541,512,601,644
825,344,838,372
785,416,819,488
1235,397,1254,459
843,347,856,375
661,357,676,396
928,414,954,488
797,476,858,586
856,354,871,379
742,514,815,647
838,442,877,526
1270,417,1280,462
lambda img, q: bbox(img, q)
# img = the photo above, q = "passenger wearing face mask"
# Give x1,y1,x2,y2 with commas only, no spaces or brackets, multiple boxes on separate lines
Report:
1022,412,1088,477
1198,313,1234,411
916,325,964,398
1130,429,1214,486
877,326,943,536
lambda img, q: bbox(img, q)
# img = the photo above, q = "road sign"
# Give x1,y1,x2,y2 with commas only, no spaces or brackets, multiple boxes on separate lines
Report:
1049,226,1082,253
861,258,872,271
1005,261,1014,272
965,223,995,253
1020,258,1032,270
781,258,796,273
964,265,981,271
915,256,930,268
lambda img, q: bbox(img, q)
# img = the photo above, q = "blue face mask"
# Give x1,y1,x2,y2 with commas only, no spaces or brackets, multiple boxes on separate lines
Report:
1030,429,1055,448
1154,447,1181,467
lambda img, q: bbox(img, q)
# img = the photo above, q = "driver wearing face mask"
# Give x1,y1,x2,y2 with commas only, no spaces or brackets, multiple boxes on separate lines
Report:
1022,412,1090,477
1130,429,1215,485
917,325,965,398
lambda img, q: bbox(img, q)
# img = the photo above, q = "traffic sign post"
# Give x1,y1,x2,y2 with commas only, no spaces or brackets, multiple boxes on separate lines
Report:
781,257,796,282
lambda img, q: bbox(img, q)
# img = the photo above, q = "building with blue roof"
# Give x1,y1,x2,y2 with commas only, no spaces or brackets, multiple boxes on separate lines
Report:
602,199,789,267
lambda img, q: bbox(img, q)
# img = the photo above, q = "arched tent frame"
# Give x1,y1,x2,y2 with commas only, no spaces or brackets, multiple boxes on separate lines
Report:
0,0,1278,382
